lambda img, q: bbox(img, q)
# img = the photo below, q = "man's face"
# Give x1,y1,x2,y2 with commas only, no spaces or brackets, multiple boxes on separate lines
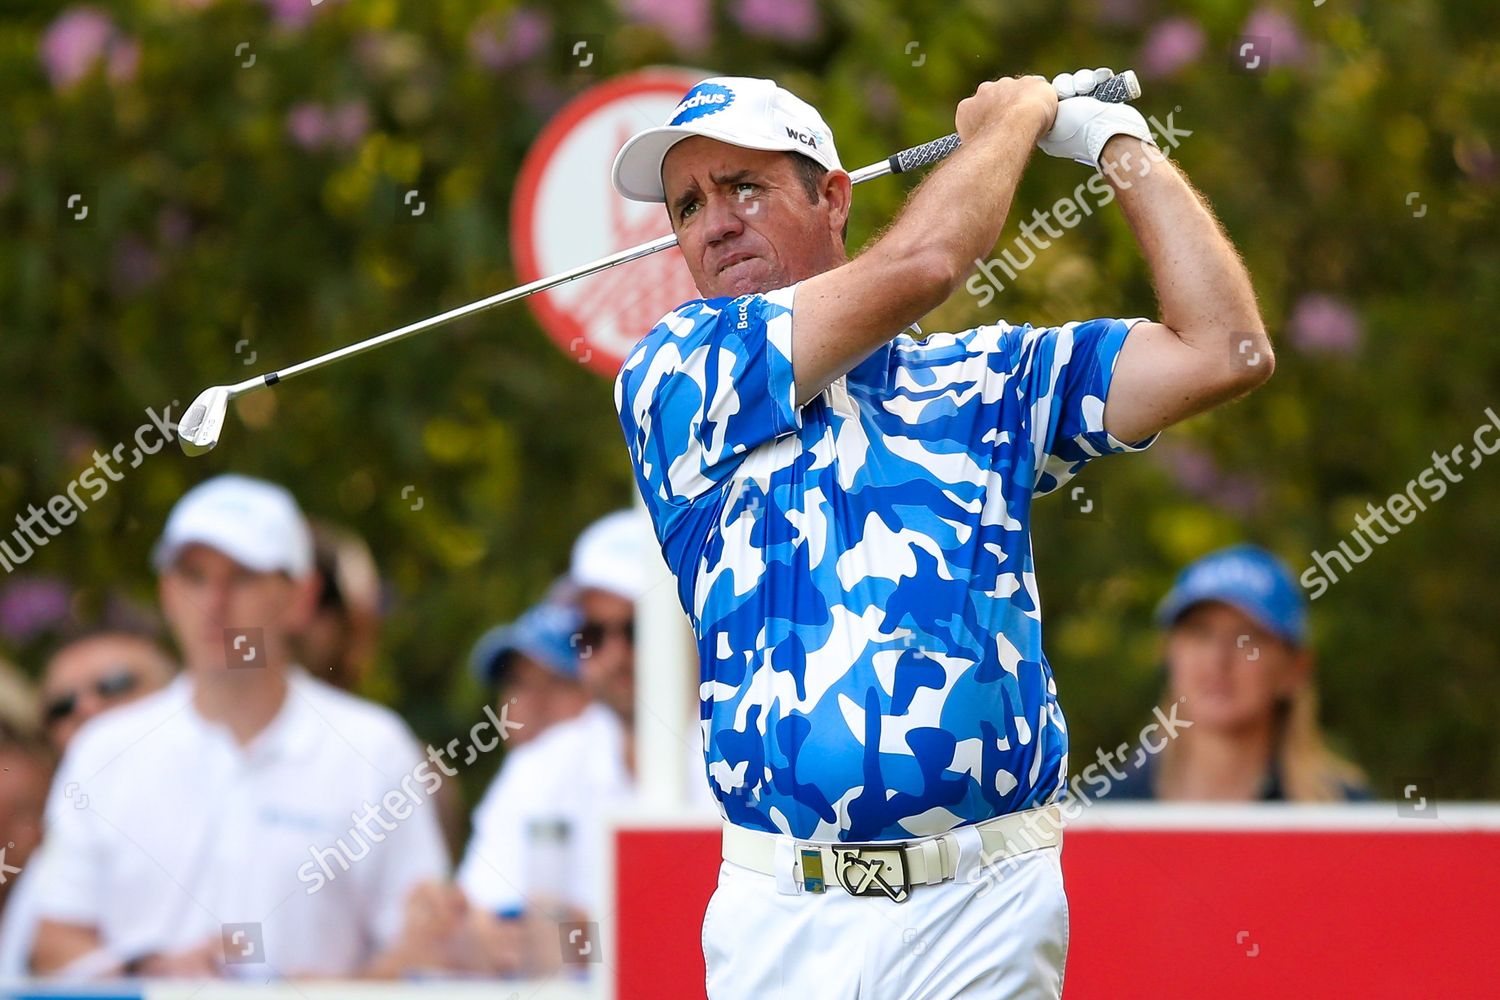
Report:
1165,602,1308,732
662,136,849,299
575,588,635,724
496,654,587,748
42,635,173,751
159,543,314,675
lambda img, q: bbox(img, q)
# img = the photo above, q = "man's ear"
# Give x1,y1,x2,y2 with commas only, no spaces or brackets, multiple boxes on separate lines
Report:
820,169,853,242
282,572,321,634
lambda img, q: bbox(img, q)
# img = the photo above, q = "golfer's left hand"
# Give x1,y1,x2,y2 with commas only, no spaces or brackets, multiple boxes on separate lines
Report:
1039,67,1156,168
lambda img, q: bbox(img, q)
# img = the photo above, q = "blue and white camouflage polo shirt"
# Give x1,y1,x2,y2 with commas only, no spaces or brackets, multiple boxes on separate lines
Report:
615,283,1154,842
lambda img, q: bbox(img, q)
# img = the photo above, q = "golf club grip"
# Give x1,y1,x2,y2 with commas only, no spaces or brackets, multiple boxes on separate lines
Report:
885,69,1140,176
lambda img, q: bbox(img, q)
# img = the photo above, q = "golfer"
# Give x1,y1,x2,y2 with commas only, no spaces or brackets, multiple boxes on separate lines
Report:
611,71,1272,999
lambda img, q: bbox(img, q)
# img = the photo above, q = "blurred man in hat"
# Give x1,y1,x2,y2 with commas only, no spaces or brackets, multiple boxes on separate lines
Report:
29,475,448,979
392,508,692,977
467,581,588,750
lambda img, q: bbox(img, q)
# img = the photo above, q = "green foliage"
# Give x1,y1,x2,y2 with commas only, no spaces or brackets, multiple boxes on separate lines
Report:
0,0,1495,808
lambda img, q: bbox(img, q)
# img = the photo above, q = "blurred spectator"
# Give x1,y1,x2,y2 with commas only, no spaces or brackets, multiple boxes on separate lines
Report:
0,659,40,738
389,509,657,977
290,522,473,865
295,521,382,693
1106,545,1369,802
379,585,591,975
467,581,588,749
40,632,174,753
0,670,53,978
29,474,448,979
454,509,649,926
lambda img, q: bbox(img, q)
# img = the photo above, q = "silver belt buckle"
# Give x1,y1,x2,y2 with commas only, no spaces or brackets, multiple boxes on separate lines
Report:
831,845,911,902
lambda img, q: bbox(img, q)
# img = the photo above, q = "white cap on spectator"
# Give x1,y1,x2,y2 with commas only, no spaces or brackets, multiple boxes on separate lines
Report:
152,474,314,578
570,508,655,602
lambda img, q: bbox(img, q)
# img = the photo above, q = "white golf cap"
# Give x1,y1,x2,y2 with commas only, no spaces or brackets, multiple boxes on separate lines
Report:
611,76,843,203
152,474,314,578
569,508,655,602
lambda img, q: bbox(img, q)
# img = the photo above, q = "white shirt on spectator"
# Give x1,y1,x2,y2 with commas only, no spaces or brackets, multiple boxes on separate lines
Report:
0,856,44,980
457,701,716,917
33,670,448,977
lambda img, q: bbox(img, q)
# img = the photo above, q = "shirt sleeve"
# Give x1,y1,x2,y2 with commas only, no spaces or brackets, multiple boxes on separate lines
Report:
1014,316,1158,495
614,286,801,509
454,753,532,915
30,747,107,927
361,730,452,950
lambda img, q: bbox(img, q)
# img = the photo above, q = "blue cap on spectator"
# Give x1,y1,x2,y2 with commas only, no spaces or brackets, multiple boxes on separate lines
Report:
469,596,582,687
1154,544,1307,646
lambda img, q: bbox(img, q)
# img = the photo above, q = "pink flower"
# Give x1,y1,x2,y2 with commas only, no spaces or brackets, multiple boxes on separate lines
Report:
285,100,369,152
1289,293,1362,355
1242,6,1307,68
1140,17,1204,79
621,0,712,52
106,36,140,83
1158,442,1221,496
286,102,329,149
39,7,139,90
111,233,163,295
1454,134,1496,183
731,0,821,44
328,100,370,147
264,0,328,31
0,577,72,642
1155,444,1264,515
469,8,552,72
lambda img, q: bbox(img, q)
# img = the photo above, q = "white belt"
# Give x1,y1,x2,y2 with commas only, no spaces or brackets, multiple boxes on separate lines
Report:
721,803,1063,902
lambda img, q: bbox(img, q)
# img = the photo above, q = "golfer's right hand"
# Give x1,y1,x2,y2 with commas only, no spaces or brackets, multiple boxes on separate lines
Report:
956,76,1059,146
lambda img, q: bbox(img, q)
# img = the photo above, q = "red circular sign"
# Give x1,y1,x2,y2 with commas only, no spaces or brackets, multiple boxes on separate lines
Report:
511,69,707,380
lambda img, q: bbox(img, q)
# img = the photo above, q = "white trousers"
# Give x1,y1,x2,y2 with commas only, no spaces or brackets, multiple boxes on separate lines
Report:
703,825,1068,999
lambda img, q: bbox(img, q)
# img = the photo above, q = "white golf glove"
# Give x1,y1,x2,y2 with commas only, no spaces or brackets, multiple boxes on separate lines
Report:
1039,67,1157,169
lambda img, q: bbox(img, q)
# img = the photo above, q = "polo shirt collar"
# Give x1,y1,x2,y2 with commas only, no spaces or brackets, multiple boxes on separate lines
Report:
251,667,322,762
187,667,322,763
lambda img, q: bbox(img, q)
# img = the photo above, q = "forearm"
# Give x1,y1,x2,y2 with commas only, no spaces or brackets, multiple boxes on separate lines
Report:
360,943,422,980
31,920,110,975
791,78,1056,404
874,111,1048,294
1101,137,1266,351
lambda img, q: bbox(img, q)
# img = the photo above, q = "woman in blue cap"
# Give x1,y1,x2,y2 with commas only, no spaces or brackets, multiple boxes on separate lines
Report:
1110,544,1369,802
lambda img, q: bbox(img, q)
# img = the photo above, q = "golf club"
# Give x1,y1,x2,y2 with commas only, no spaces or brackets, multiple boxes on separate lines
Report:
179,70,1141,456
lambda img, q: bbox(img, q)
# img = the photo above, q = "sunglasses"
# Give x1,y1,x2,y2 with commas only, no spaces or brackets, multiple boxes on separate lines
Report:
577,620,635,651
44,669,142,725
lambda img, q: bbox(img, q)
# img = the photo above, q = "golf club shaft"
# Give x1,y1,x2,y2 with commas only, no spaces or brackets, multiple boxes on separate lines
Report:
231,71,1139,399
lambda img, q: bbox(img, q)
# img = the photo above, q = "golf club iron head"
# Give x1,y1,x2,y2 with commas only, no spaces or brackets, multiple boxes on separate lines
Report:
178,385,231,456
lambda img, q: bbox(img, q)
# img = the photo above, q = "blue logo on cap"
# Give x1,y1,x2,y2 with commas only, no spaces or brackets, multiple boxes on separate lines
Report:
670,83,734,125
1155,544,1306,645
